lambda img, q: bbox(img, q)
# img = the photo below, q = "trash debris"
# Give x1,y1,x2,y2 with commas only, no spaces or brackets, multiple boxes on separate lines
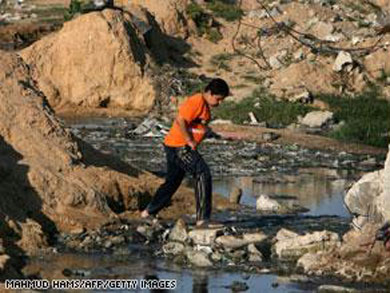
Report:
127,118,169,138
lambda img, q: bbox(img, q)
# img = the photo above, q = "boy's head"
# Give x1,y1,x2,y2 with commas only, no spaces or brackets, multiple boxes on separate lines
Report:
203,78,230,107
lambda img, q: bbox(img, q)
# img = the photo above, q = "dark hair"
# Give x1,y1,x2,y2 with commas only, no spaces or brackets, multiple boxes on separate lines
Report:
204,78,230,97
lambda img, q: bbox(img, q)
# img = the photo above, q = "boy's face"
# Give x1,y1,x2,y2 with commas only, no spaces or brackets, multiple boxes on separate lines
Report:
204,92,226,107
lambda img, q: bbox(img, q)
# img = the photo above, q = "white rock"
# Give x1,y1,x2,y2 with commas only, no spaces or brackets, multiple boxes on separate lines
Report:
333,51,353,72
289,90,312,103
186,250,213,267
248,112,259,124
325,33,343,42
210,119,233,125
274,230,340,259
269,56,283,69
275,228,299,241
256,194,281,211
300,111,333,128
215,232,267,249
188,228,222,246
351,36,362,46
248,243,263,262
169,219,188,242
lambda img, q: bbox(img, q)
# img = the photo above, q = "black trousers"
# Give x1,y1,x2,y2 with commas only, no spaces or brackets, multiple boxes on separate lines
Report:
146,145,212,221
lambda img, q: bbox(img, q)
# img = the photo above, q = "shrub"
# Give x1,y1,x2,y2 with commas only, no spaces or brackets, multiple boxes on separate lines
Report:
319,88,390,148
206,0,244,22
64,0,82,21
213,88,311,127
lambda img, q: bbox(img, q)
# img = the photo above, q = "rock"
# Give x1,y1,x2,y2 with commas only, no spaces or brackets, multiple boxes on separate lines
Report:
248,112,259,125
162,242,186,255
297,252,323,272
317,285,359,292
226,281,249,291
312,22,334,39
324,33,343,42
256,195,281,211
261,132,280,142
211,119,233,125
333,51,353,72
344,170,384,227
186,250,213,267
188,228,223,246
289,90,312,103
229,187,242,204
300,111,333,128
275,228,299,241
351,36,362,46
215,232,267,250
248,243,263,262
293,49,304,61
274,230,340,259
20,10,156,114
269,55,283,70
169,219,188,242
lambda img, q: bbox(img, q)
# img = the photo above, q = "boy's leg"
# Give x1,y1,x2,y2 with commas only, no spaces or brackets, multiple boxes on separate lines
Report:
194,158,212,221
177,147,212,222
144,146,185,216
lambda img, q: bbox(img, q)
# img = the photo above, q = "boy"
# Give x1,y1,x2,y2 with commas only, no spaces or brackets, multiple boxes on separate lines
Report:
141,78,230,226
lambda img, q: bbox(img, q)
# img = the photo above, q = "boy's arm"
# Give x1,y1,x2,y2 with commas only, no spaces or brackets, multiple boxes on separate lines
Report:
175,115,197,150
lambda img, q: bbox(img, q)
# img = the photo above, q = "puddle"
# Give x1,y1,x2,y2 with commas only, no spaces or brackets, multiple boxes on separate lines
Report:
213,168,356,218
25,253,317,293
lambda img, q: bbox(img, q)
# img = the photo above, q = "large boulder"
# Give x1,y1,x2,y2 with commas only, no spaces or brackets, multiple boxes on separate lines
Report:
20,9,156,115
273,229,340,260
344,146,390,225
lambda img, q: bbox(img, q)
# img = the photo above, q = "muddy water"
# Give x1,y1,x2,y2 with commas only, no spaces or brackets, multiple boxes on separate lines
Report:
23,117,384,292
25,253,319,292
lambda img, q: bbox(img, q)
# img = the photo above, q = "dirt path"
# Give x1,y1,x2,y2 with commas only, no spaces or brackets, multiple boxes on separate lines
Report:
212,124,387,156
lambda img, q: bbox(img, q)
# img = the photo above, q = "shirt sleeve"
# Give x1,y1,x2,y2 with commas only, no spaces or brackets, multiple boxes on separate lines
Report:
178,96,204,123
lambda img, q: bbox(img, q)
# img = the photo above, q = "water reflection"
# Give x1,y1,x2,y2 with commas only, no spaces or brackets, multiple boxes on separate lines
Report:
213,168,362,218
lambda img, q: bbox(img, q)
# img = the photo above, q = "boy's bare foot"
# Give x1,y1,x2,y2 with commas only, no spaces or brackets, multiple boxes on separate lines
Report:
195,220,223,229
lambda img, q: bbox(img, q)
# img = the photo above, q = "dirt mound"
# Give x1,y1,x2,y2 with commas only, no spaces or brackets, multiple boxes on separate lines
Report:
0,50,159,277
20,9,156,115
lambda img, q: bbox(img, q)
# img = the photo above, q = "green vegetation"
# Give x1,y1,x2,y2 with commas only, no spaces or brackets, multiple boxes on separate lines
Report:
186,2,222,43
378,68,390,84
210,53,234,71
213,88,311,128
319,88,390,148
207,28,223,43
64,0,82,21
206,0,244,22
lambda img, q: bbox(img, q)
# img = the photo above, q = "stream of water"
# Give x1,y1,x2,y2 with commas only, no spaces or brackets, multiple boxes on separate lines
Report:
22,117,384,292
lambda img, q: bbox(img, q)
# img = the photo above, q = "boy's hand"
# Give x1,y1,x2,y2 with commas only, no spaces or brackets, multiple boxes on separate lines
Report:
187,139,197,150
